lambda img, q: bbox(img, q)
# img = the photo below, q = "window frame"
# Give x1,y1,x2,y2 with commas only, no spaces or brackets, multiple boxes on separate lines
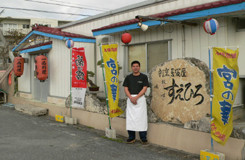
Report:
124,39,172,76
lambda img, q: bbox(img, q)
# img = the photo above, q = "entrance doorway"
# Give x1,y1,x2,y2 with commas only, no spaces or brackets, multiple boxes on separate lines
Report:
31,54,49,102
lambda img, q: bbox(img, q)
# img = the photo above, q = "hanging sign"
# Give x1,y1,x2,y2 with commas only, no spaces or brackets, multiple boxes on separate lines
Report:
71,88,86,108
102,44,123,118
72,47,87,88
71,47,87,108
212,47,239,145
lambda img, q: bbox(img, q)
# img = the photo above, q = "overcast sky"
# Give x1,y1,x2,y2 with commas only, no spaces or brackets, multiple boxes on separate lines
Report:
0,0,147,21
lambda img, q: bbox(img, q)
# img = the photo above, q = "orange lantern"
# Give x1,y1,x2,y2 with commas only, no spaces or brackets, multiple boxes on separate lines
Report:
35,55,48,82
13,56,24,77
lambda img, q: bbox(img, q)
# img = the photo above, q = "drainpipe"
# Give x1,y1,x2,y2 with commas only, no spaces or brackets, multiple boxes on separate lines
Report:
182,24,186,58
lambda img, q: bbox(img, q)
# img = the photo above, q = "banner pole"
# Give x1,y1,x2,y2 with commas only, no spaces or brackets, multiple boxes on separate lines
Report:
209,47,214,152
70,48,72,118
99,44,112,129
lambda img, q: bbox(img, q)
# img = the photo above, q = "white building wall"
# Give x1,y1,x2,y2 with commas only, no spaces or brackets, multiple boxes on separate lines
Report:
18,53,31,93
0,19,30,35
94,17,245,101
48,39,70,97
62,0,219,36
30,18,58,27
49,39,95,98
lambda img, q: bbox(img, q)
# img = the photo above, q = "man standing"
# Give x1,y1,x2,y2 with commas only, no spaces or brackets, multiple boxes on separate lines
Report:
123,60,149,144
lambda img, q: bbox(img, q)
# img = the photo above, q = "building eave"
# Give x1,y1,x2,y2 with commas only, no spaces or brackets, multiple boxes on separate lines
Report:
92,1,245,36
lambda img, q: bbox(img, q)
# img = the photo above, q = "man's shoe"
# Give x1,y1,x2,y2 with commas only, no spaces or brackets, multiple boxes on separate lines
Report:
126,139,136,144
140,140,148,145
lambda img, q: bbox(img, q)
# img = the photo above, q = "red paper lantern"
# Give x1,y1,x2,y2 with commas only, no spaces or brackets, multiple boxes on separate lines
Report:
121,32,132,44
13,56,24,77
35,55,48,82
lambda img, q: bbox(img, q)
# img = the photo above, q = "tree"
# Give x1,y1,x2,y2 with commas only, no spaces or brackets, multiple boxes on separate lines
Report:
0,29,25,69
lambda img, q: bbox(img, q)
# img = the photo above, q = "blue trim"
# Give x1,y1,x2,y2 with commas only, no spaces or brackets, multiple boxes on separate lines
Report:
19,44,52,54
13,31,95,52
12,32,34,52
63,37,96,43
33,31,96,43
93,21,161,36
93,2,245,36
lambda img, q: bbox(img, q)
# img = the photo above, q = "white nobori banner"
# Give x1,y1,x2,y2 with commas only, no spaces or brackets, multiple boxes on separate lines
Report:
71,88,86,108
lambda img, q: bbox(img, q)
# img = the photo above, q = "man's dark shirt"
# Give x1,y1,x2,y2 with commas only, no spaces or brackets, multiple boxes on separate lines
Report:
123,73,149,94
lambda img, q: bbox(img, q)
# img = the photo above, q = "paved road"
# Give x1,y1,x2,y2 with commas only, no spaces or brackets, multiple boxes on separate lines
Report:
0,106,199,160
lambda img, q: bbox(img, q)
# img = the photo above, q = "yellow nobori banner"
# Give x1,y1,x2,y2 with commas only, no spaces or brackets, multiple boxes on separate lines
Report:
212,47,239,145
102,44,123,118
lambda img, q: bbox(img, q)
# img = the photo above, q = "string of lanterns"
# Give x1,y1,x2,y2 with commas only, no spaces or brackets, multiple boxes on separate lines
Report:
13,55,48,82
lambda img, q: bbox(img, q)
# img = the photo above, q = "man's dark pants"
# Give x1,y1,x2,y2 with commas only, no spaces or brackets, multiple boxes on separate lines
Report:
128,130,147,141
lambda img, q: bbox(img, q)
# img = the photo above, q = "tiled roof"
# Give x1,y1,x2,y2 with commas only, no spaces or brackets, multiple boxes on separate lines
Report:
32,25,95,39
19,41,52,51
92,0,245,32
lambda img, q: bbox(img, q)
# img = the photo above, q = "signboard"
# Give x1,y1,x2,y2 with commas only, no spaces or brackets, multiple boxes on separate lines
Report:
71,47,87,108
72,47,87,88
211,47,239,145
102,44,123,117
200,150,225,160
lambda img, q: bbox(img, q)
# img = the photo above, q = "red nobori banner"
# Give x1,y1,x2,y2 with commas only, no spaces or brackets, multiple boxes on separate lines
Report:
72,47,87,88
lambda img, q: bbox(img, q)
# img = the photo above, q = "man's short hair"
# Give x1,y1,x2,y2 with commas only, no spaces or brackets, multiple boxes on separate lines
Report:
131,60,140,67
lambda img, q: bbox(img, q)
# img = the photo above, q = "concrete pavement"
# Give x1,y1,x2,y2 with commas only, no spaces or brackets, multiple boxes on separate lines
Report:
0,105,199,160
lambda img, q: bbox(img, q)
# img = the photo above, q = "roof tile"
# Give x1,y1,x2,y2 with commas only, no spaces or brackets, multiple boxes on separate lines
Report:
32,25,95,39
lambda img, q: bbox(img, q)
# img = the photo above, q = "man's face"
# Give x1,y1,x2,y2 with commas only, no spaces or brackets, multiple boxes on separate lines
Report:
131,63,140,73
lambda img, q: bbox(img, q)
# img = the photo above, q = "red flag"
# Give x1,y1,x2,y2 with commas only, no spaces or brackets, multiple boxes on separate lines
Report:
72,47,87,88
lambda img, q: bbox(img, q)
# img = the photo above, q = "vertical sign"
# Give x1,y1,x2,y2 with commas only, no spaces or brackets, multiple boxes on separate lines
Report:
72,47,87,88
212,47,239,145
71,47,87,108
102,44,123,118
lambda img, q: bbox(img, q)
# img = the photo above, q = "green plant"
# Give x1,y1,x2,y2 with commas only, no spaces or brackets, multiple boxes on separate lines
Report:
87,71,98,88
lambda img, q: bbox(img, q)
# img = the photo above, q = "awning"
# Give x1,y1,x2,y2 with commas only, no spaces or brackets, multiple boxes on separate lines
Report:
13,25,96,52
92,0,245,36
19,41,52,54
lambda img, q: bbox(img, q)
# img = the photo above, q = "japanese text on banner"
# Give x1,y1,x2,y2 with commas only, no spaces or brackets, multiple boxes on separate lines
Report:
212,47,239,145
72,47,87,88
102,44,123,118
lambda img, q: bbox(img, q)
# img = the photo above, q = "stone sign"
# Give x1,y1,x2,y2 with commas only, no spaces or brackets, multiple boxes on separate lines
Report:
149,58,210,123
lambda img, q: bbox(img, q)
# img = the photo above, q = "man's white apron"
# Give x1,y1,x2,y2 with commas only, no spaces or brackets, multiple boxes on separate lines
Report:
126,95,148,131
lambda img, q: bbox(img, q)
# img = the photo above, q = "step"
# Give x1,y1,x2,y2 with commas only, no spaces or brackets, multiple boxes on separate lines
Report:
15,104,48,116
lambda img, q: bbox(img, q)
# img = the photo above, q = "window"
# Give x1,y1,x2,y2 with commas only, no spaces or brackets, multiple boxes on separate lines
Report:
9,24,17,29
23,24,30,29
127,41,171,74
128,44,146,72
